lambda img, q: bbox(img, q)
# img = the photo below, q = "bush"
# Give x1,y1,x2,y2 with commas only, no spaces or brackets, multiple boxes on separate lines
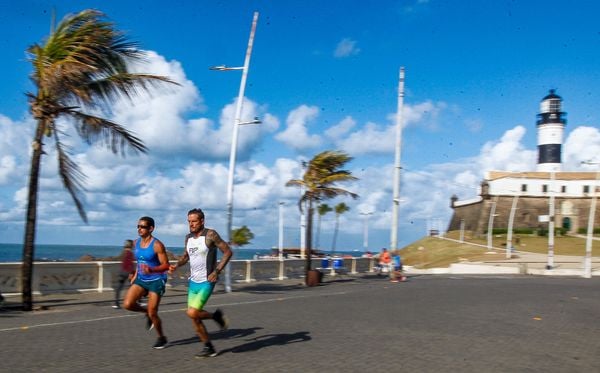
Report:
577,227,600,234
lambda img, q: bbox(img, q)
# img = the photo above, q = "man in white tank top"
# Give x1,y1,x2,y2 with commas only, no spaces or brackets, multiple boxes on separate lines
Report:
169,208,232,358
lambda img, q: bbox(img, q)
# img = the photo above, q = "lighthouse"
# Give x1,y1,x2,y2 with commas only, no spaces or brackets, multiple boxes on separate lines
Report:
536,89,567,172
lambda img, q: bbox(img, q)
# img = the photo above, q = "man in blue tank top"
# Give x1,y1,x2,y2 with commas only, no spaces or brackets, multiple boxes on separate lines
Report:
123,216,170,349
169,208,232,358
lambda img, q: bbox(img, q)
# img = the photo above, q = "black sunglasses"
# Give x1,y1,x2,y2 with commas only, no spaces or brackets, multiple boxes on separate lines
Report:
137,225,150,229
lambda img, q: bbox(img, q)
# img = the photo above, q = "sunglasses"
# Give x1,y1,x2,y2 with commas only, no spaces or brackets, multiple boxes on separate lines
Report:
137,225,151,229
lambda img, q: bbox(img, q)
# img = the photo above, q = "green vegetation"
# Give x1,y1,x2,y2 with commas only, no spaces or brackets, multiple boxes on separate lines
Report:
399,230,596,269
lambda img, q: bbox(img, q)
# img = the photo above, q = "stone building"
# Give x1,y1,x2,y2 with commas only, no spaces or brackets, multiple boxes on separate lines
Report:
448,91,599,236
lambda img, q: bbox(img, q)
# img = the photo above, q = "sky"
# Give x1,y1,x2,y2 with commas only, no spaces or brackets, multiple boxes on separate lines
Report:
1,0,600,252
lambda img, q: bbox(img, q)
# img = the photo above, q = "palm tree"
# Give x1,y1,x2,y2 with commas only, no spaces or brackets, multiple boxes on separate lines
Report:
21,9,178,310
286,150,358,282
231,225,254,248
331,202,350,254
316,203,332,250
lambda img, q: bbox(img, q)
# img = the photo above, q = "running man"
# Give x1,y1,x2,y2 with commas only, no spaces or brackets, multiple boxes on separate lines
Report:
169,208,233,358
123,216,170,349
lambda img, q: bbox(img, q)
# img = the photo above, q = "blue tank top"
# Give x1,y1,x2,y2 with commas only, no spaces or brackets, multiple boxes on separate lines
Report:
134,238,166,282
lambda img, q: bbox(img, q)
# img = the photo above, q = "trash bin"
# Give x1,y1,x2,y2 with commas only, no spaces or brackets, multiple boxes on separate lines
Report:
306,269,322,286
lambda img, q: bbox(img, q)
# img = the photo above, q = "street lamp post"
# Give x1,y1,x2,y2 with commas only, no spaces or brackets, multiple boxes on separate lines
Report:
506,195,520,259
547,171,555,270
582,161,600,278
211,11,259,293
487,196,499,250
278,202,284,260
390,67,405,252
360,212,373,251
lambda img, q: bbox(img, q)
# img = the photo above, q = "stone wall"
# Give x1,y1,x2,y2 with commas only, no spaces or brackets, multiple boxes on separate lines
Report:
449,195,599,235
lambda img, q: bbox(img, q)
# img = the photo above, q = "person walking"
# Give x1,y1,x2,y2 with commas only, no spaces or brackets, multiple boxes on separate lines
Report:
123,216,170,349
113,239,135,309
169,208,233,358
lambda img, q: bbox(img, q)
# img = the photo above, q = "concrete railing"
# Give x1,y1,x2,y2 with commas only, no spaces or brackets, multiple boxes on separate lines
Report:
0,257,376,295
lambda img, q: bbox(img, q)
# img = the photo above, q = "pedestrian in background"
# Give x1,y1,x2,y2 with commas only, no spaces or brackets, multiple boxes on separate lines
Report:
113,239,135,309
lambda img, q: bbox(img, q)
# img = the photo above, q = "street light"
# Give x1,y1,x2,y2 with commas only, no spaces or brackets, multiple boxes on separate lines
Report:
582,160,600,278
211,11,259,293
278,202,285,260
487,196,499,250
360,212,374,251
390,67,405,251
547,171,556,270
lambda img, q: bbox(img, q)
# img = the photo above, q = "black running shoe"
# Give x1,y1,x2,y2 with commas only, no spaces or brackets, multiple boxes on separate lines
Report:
195,345,217,358
152,336,168,350
146,315,154,331
213,309,228,330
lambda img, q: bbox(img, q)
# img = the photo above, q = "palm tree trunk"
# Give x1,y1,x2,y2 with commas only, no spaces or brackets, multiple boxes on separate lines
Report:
332,215,340,254
305,201,314,276
316,215,322,250
21,122,45,311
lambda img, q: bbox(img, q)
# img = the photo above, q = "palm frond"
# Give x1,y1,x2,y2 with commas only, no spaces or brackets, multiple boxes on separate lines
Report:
66,109,147,155
53,130,88,222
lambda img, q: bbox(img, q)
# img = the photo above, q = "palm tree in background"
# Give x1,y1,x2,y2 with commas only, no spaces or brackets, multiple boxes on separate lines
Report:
231,225,255,248
286,150,358,281
316,203,332,250
331,202,350,254
21,9,178,310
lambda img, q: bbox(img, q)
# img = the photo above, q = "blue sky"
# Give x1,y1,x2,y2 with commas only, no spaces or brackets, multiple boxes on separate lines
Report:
1,0,600,252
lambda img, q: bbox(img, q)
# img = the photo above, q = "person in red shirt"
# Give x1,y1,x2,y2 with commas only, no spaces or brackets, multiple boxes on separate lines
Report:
379,248,391,266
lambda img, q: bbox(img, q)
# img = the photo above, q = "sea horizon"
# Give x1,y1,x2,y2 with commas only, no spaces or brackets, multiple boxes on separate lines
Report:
0,243,366,262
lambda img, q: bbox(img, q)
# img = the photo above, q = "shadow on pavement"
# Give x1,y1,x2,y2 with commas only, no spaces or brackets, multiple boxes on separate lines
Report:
169,327,264,346
220,331,311,354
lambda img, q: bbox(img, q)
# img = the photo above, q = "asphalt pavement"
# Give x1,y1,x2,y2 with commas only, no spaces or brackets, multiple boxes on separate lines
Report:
1,274,600,372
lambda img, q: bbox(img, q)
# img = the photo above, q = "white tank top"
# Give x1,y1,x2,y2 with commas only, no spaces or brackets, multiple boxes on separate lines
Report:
186,235,210,283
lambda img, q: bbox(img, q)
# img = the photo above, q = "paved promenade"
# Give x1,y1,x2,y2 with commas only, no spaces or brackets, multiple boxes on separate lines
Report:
2,274,600,372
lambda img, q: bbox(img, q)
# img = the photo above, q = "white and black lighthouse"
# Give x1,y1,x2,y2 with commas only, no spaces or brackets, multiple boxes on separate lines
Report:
536,89,566,172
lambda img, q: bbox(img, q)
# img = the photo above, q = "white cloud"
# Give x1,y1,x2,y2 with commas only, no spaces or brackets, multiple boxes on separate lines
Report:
334,38,361,58
477,125,536,172
563,126,600,169
334,101,448,155
325,116,356,140
275,105,323,151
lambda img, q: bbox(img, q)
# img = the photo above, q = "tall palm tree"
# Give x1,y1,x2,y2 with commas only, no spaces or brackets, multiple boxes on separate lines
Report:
331,202,350,254
316,203,332,250
21,9,178,310
286,150,358,282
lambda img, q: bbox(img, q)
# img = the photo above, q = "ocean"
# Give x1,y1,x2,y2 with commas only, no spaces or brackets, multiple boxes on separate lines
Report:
0,243,364,262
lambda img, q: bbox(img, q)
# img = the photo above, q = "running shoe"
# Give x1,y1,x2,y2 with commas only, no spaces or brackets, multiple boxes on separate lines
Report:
146,315,154,331
152,336,168,350
213,309,228,330
112,304,120,309
195,345,217,358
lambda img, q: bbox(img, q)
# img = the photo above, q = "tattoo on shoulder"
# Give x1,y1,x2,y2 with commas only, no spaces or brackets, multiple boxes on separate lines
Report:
206,229,224,247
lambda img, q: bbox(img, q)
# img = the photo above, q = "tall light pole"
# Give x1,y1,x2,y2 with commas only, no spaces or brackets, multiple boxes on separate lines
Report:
582,161,599,278
360,212,373,251
390,67,405,251
211,11,259,293
506,194,520,259
487,196,499,250
547,171,555,270
278,201,284,260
